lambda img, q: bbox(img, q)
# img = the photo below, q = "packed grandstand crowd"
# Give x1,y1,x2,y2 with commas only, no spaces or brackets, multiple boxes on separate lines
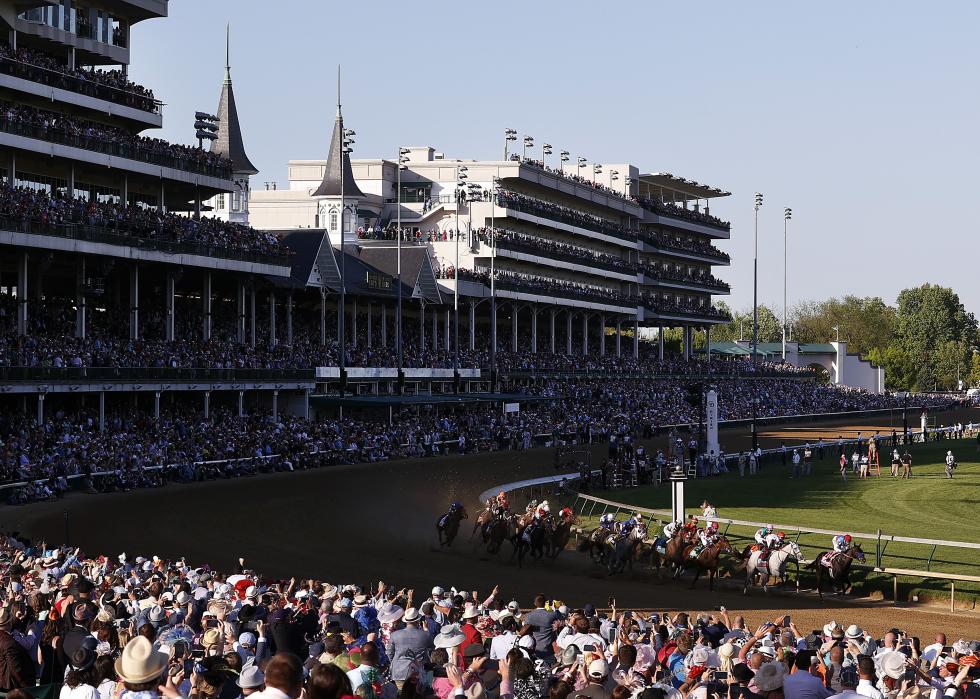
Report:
0,101,230,178
0,537,975,699
0,183,286,257
0,43,158,112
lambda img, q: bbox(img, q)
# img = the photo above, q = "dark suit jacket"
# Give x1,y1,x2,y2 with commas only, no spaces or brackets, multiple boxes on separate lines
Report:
0,630,35,690
386,625,432,681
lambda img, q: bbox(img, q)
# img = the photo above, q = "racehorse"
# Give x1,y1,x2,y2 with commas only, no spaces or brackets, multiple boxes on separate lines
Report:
471,503,495,537
548,517,575,559
515,515,552,567
578,526,615,564
604,524,648,575
678,536,737,590
742,540,808,594
483,515,512,555
807,544,865,597
664,530,697,578
436,505,468,547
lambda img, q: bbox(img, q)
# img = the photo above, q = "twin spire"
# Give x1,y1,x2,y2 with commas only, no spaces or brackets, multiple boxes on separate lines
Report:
313,65,364,198
210,25,258,175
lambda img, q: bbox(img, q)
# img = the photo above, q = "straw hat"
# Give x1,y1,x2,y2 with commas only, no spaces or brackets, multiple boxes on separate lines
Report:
754,661,786,692
879,651,906,680
434,623,466,649
114,637,168,684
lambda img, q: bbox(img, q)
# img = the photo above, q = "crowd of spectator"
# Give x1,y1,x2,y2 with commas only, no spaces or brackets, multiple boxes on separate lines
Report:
496,192,636,242
638,264,730,293
637,232,730,264
642,298,730,322
0,100,230,178
520,156,636,202
638,199,731,231
0,43,157,113
0,535,976,699
477,229,636,275
452,269,632,307
0,182,286,258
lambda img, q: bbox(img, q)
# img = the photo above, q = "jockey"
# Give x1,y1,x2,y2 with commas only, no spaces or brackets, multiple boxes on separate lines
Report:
682,516,699,539
768,531,786,550
619,512,644,536
535,501,551,520
495,491,510,512
663,519,682,539
599,513,616,530
449,501,463,514
698,521,720,548
832,534,852,554
558,506,574,522
754,525,773,548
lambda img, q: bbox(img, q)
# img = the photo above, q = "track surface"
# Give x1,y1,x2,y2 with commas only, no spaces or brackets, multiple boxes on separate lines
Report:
7,407,980,639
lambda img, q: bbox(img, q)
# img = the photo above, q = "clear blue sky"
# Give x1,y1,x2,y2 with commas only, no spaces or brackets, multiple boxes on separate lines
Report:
129,1,980,316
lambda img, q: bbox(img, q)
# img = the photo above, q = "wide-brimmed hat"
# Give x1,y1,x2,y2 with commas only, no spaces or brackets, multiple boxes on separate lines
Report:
148,605,166,624
402,607,421,624
588,659,609,679
879,651,906,680
379,605,405,625
73,603,95,622
756,641,776,658
202,628,223,649
844,625,863,640
823,621,844,639
952,639,973,655
754,661,786,692
434,623,466,649
70,645,97,671
237,665,265,689
207,599,229,616
353,594,369,607
462,605,480,620
463,643,486,659
114,637,168,684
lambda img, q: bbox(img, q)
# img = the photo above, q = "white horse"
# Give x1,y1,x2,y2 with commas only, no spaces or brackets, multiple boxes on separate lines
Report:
743,540,808,593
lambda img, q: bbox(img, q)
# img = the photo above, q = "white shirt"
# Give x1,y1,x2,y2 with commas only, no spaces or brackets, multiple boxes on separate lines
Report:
60,686,99,699
490,632,518,659
856,679,884,699
558,631,607,652
920,643,943,665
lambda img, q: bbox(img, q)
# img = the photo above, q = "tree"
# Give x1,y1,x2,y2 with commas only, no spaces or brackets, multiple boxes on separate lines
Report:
970,352,980,388
896,284,978,359
866,346,916,392
932,340,970,391
790,296,896,357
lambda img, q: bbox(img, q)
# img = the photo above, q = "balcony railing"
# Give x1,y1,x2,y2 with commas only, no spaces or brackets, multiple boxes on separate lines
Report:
497,192,636,243
638,231,730,263
642,267,731,293
0,56,159,114
643,300,731,321
482,230,636,276
639,198,731,232
0,367,314,382
0,115,231,179
0,214,291,267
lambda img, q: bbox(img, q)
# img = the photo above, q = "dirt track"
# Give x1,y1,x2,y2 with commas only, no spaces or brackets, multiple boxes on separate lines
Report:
7,406,980,640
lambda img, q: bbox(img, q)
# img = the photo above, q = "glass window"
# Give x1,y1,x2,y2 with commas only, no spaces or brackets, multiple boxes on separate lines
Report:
329,211,338,231
216,194,225,210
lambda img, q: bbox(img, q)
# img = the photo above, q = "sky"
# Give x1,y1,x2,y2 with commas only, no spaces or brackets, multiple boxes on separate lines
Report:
129,1,980,316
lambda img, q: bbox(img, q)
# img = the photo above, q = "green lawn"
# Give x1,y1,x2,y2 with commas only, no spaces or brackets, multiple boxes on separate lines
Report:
575,439,980,602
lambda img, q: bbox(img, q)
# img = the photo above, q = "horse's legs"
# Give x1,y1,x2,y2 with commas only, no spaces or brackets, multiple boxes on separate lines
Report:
689,567,702,589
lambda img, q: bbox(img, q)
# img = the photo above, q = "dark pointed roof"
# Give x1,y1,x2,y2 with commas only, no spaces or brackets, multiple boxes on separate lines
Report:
212,41,258,175
312,112,364,198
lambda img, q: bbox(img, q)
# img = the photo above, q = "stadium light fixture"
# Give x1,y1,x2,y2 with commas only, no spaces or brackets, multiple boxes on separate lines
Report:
782,207,792,361
504,128,517,159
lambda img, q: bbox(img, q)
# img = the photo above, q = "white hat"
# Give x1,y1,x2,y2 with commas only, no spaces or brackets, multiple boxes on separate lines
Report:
237,665,265,689
517,635,535,650
462,605,480,620
845,625,864,640
432,586,444,597
879,651,906,680
402,607,421,624
245,585,258,599
690,646,710,666
434,624,466,649
588,659,609,679
114,637,168,684
754,661,786,692
379,605,405,625
756,641,776,658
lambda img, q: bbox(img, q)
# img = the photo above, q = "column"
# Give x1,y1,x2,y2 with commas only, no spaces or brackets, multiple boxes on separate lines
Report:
431,309,438,351
319,288,327,346
531,307,538,354
658,325,664,361
616,320,622,357
302,389,310,420
286,292,294,345
202,272,212,341
381,304,388,347
468,302,476,350
634,319,640,358
420,302,426,350
237,281,246,344
154,391,161,421
366,302,373,348
129,264,139,340
705,326,711,364
550,308,556,354
99,391,105,432
444,309,450,352
122,174,128,206
599,313,606,356
566,312,573,355
683,326,691,361
581,313,588,355
249,285,256,347
165,273,175,342
75,258,86,339
16,251,27,336
269,291,277,347
36,393,44,425
511,305,518,352
238,391,245,417
272,390,279,421
352,297,359,349
203,392,210,420
159,181,166,213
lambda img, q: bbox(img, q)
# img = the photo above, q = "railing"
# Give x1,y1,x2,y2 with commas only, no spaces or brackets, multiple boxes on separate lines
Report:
639,199,731,232
0,56,160,114
638,232,730,263
0,367,314,382
641,268,731,292
498,196,637,243
0,116,231,179
487,233,635,275
487,273,636,308
0,214,291,266
643,302,731,321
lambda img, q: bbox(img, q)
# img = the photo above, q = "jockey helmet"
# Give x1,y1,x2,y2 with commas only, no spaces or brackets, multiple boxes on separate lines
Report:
777,532,785,538
561,507,572,517
633,512,643,520
844,534,852,542
707,522,719,532
766,524,774,530
451,502,462,511
498,491,506,499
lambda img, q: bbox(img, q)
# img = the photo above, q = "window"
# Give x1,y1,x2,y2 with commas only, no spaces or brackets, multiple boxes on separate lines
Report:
231,191,241,211
329,210,338,231
216,194,225,210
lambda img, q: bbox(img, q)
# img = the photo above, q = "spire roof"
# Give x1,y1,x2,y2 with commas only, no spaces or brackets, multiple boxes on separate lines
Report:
313,67,364,198
211,26,258,176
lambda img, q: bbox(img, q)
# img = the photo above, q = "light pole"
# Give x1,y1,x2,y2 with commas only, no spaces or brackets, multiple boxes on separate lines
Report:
338,127,355,397
592,163,601,184
782,206,792,361
542,143,552,168
577,157,586,179
396,147,410,373
523,135,534,161
503,128,516,160
625,175,633,197
454,165,468,389
489,176,500,382
559,150,569,175
750,192,763,449
609,169,619,191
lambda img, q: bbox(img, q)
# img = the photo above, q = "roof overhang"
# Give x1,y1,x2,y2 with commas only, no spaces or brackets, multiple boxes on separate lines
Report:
639,173,730,201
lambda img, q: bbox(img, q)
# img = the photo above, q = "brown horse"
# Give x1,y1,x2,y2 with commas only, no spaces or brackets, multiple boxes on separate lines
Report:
664,530,697,578
807,544,866,597
549,517,575,559
483,514,513,554
678,536,737,590
471,503,495,537
437,505,468,547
